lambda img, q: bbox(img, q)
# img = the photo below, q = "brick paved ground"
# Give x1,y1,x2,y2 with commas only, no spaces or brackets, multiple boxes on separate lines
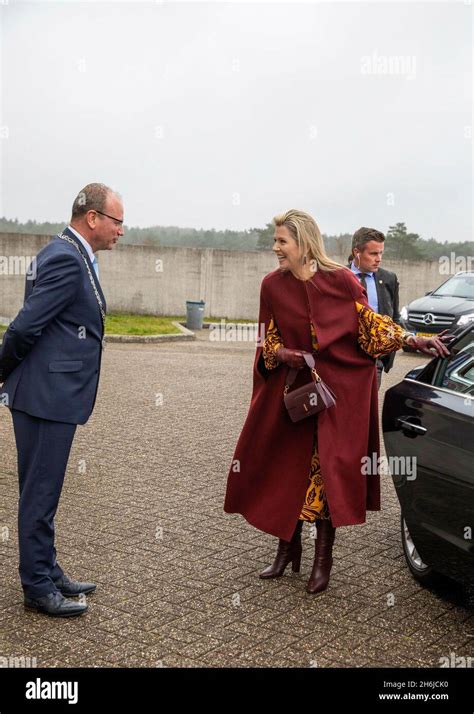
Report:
0,333,473,668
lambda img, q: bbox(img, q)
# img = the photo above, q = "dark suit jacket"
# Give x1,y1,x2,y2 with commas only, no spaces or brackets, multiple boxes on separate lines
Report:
349,264,400,373
0,227,106,424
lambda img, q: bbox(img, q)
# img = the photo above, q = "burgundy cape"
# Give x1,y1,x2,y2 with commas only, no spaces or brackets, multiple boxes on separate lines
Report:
224,266,381,541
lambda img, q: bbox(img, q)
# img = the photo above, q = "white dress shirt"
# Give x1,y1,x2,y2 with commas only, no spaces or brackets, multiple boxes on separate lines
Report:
67,225,95,263
67,225,100,279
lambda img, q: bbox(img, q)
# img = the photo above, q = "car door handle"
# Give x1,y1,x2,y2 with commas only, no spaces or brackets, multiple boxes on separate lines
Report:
397,418,427,435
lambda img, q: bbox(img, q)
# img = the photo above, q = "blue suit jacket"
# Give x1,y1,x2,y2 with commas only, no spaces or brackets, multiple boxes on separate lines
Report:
0,228,106,425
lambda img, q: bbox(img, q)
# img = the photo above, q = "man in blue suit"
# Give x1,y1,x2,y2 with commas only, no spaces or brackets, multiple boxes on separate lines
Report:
0,183,123,617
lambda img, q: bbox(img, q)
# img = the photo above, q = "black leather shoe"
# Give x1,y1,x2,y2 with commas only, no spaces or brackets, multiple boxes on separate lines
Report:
24,591,88,617
53,574,97,597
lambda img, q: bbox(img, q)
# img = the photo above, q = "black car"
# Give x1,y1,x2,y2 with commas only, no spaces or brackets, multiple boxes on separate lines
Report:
400,271,474,349
382,325,474,587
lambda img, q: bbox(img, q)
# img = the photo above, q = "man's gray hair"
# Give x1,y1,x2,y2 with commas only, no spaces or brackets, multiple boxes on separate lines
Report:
71,183,119,220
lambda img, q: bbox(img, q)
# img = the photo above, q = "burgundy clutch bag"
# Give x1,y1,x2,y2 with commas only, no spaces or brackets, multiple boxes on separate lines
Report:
283,353,337,423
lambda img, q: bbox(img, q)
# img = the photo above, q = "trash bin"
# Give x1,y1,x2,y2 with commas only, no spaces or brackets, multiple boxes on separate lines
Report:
186,300,205,330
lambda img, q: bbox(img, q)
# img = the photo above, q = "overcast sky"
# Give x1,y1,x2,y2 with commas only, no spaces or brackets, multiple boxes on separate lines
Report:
0,1,471,241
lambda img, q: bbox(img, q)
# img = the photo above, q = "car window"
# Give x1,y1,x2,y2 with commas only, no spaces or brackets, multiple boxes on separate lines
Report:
433,274,474,299
433,328,474,395
440,353,474,394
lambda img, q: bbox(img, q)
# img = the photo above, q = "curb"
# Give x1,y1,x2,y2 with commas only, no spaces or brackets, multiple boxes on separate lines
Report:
105,321,196,344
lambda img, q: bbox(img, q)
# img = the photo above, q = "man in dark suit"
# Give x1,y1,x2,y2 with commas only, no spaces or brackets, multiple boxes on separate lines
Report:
348,227,400,389
0,183,123,617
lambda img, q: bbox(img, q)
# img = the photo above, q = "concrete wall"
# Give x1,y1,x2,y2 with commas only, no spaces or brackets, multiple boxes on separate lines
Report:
0,232,456,321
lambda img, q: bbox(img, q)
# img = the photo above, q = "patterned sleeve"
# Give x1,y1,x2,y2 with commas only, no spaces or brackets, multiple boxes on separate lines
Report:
262,316,284,370
356,301,405,358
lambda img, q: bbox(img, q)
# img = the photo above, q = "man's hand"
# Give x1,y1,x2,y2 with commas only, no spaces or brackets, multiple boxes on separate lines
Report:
276,347,307,369
407,329,455,358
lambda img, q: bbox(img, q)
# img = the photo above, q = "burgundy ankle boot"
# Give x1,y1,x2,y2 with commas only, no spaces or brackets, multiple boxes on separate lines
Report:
306,518,336,594
259,520,303,579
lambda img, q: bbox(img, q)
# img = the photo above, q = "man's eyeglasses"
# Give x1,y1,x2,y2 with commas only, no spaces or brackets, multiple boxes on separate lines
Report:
95,210,124,227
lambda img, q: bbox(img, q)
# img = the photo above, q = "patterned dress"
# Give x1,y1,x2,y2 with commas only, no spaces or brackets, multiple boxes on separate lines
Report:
262,301,406,523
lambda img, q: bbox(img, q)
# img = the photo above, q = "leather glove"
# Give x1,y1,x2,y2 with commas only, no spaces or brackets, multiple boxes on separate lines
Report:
406,329,454,358
276,347,307,369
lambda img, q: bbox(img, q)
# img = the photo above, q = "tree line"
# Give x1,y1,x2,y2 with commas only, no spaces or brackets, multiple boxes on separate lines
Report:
0,217,471,262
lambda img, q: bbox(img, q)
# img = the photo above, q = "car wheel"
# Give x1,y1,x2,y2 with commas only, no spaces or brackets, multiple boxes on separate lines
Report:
401,515,441,585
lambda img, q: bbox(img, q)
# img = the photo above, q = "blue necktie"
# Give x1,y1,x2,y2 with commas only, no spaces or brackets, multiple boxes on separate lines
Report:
92,257,100,280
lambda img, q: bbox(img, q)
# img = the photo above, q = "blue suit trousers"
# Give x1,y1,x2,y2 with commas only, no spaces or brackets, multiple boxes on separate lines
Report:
12,409,77,598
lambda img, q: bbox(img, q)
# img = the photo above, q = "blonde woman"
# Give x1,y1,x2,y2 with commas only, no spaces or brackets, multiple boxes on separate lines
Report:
224,209,451,595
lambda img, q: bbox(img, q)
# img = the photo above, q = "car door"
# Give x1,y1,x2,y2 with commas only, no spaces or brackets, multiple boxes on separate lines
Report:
382,327,474,584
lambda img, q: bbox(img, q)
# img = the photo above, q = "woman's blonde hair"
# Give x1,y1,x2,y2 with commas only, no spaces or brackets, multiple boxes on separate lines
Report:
273,209,343,272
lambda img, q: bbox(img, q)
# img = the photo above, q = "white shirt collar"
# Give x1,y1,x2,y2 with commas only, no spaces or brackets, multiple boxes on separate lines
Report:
67,225,95,264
